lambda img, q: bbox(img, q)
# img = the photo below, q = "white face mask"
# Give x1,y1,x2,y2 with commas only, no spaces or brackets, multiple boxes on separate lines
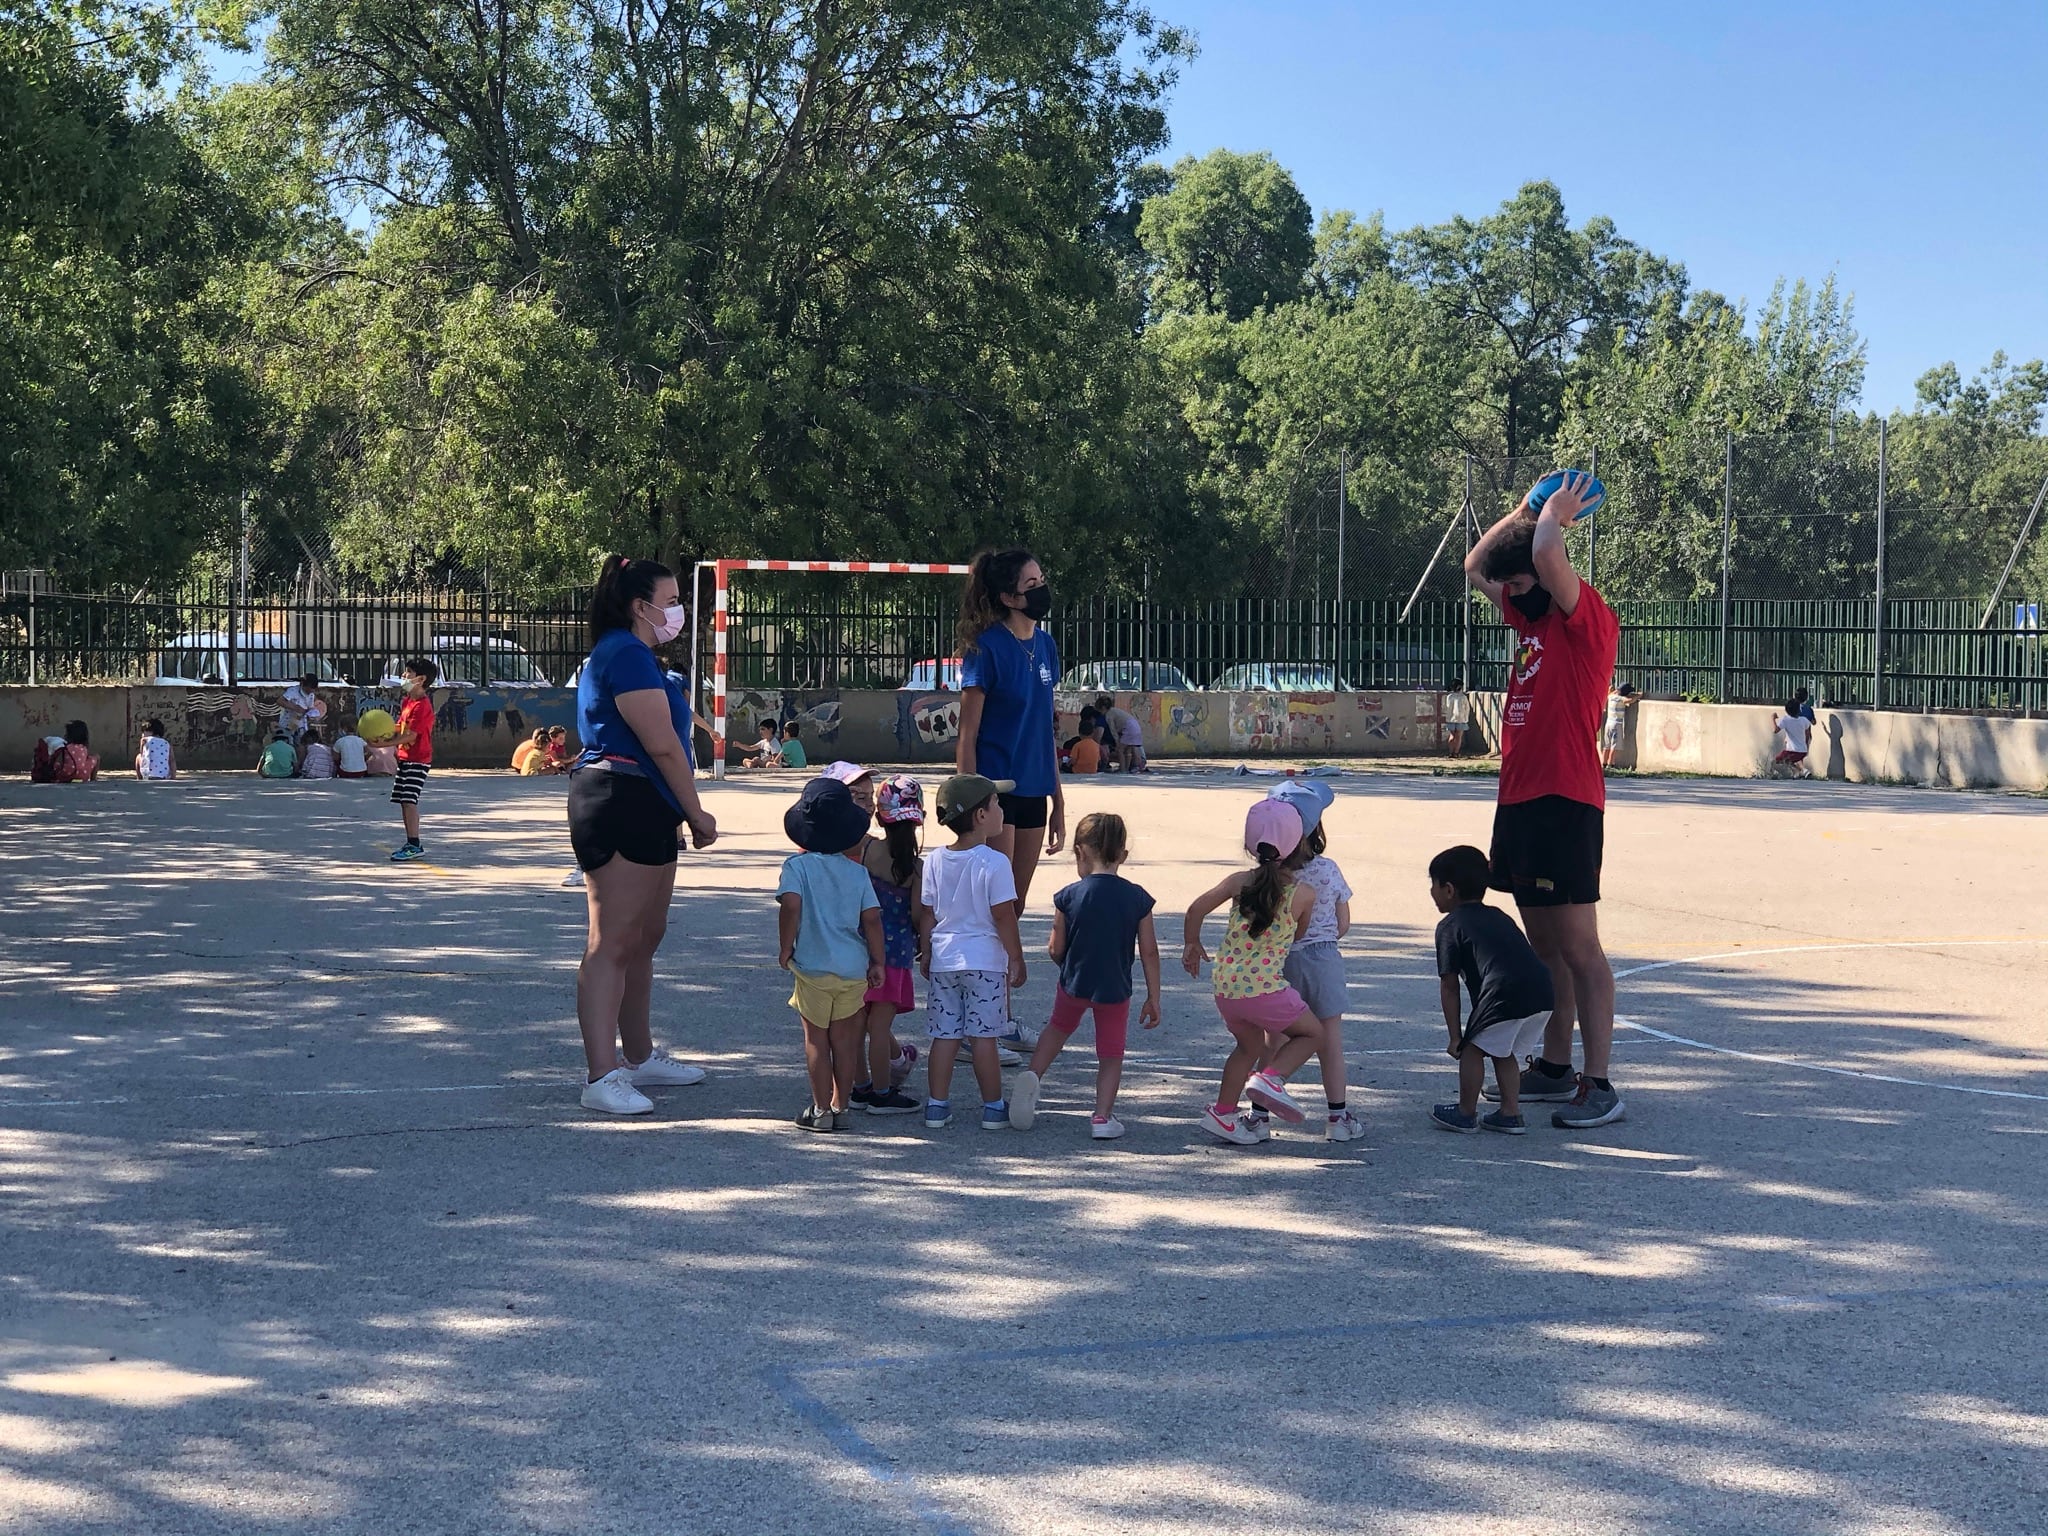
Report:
648,602,686,644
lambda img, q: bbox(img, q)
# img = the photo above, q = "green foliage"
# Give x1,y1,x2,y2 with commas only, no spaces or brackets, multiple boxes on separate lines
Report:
1137,149,1313,321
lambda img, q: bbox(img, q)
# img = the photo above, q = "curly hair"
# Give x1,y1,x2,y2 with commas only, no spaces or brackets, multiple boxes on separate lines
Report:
955,548,1037,654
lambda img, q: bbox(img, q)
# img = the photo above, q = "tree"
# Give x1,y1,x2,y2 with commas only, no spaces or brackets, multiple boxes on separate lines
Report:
1136,149,1312,321
1397,180,1685,462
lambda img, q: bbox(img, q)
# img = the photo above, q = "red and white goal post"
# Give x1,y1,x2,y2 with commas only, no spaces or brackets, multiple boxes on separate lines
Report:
692,559,974,779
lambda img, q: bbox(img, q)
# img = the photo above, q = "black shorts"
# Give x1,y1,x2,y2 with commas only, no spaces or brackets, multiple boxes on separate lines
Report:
1489,795,1603,907
390,762,430,805
999,792,1049,831
568,768,681,871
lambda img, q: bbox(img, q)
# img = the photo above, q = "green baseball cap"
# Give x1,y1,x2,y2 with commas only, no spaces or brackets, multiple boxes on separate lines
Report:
936,773,1014,823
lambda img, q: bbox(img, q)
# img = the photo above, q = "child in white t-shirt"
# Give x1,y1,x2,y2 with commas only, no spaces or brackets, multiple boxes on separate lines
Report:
916,774,1027,1132
1771,701,1814,778
135,718,176,780
334,728,370,778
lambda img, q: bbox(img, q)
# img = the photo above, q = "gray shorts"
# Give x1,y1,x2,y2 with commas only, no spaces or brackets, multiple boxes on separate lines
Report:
927,969,1009,1040
1283,942,1349,1020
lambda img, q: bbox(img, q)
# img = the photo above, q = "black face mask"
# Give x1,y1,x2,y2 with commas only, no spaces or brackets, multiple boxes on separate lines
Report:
1018,584,1053,622
1508,586,1552,622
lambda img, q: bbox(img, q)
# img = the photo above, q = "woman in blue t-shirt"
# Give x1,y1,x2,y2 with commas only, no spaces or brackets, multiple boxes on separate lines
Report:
955,548,1066,916
568,555,720,1117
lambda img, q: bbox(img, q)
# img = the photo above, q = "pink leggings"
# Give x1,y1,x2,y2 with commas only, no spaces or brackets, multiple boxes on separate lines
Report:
1048,988,1130,1062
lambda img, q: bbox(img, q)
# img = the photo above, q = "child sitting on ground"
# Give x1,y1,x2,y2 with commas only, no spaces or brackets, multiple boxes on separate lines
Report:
135,719,176,781
257,729,298,779
1182,799,1323,1144
299,726,337,780
334,723,370,779
776,778,885,1132
917,774,1027,1131
512,727,551,774
779,720,808,770
1010,812,1160,1140
1427,845,1555,1135
741,720,783,770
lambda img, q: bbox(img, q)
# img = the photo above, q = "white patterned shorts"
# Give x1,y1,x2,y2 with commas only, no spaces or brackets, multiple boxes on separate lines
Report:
926,969,1009,1040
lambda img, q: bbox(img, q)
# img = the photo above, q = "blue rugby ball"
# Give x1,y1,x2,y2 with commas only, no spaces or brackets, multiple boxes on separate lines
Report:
1527,469,1605,523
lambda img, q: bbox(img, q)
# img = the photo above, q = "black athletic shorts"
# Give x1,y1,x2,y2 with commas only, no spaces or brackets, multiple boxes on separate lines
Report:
999,792,1050,831
568,767,681,871
1489,794,1603,907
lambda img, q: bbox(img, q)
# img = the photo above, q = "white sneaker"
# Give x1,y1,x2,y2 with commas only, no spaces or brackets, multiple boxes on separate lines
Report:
1248,1070,1306,1124
1010,1070,1041,1131
561,868,585,888
1326,1109,1367,1143
998,1021,1041,1051
626,1050,706,1087
581,1068,653,1115
996,1045,1026,1067
1091,1116,1125,1140
1201,1106,1261,1145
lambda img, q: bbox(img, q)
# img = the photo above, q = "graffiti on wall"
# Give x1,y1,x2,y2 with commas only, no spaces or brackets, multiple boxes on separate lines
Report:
1229,692,1349,753
897,692,962,754
724,688,844,757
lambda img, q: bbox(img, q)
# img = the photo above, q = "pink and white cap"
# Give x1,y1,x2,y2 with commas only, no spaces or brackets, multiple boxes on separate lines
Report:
821,761,874,786
1243,798,1303,860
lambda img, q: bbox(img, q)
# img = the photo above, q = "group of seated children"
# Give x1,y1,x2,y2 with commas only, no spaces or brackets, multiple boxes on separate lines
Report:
741,719,808,771
1061,694,1146,775
30,722,100,783
257,722,378,780
512,726,573,775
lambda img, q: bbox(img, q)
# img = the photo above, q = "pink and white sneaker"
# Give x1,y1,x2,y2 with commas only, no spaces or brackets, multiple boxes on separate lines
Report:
1247,1070,1306,1124
1201,1106,1262,1146
890,1044,918,1088
1325,1108,1368,1143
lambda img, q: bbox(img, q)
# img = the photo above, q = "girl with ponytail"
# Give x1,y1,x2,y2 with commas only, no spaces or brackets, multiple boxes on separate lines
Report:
1180,799,1326,1146
568,553,719,1117
954,546,1066,1050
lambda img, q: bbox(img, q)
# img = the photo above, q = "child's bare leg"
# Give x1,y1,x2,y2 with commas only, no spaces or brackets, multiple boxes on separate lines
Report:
1495,1053,1521,1117
1458,1044,1488,1116
401,803,420,841
827,1014,864,1112
800,1018,834,1109
927,1038,961,1100
864,1003,900,1087
1266,1016,1327,1080
1095,1058,1124,1119
1027,1025,1072,1077
1218,1035,1262,1108
969,1038,1004,1103
1318,1014,1347,1104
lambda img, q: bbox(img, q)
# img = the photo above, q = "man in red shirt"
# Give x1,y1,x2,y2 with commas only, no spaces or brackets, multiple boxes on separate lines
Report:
1464,475,1625,1129
389,657,439,862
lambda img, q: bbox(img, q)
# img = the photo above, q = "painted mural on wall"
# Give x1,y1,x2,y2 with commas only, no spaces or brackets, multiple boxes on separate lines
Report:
721,688,845,759
896,692,962,758
136,685,581,768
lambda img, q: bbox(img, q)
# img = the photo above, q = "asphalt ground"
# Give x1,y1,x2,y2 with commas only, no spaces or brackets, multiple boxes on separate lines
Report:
2,764,2044,1534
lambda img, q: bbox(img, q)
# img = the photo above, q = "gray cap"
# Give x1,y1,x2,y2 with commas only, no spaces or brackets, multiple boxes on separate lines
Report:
1266,778,1336,835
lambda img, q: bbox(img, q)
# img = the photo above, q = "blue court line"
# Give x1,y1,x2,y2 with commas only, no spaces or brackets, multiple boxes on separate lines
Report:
760,1273,2048,1535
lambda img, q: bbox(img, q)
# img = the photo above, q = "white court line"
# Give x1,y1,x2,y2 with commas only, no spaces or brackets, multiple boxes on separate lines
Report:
1612,937,2048,1104
0,1083,520,1110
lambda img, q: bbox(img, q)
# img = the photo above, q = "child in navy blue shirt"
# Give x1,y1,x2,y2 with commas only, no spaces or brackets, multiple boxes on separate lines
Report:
1009,813,1160,1140
1427,844,1556,1135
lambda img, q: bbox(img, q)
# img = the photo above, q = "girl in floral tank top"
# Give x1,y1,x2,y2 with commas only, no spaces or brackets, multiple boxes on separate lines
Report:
844,770,924,1114
1181,799,1328,1146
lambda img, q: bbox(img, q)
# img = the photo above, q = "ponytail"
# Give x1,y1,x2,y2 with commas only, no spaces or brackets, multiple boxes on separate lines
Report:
589,554,673,643
1237,842,1291,937
884,820,922,887
956,547,1036,654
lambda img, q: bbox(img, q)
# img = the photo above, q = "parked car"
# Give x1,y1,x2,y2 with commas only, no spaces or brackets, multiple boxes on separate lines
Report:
154,634,350,688
1206,664,1351,693
1057,661,1192,693
1353,643,1446,689
900,657,963,691
381,635,551,690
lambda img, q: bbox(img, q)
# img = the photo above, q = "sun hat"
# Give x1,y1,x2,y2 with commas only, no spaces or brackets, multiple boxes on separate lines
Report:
1243,797,1303,860
821,760,874,785
1266,778,1335,836
936,773,1014,824
784,778,872,853
876,775,925,826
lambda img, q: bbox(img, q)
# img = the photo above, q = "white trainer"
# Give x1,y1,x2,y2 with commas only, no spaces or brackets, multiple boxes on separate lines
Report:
1325,1109,1368,1143
561,868,586,888
626,1050,707,1087
581,1067,654,1115
1090,1116,1125,1140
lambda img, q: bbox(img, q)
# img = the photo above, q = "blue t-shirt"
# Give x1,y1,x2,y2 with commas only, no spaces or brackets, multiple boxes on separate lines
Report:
961,623,1059,796
776,852,881,979
1053,872,1156,1004
575,629,693,816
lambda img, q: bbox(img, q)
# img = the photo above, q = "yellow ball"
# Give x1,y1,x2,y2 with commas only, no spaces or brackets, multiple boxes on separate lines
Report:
356,708,396,744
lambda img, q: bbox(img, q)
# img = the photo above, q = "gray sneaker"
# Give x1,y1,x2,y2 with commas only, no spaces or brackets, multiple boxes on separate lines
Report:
1484,1057,1577,1103
1552,1076,1626,1130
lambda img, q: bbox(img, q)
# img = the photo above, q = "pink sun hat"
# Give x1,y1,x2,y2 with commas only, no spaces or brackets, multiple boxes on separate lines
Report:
1243,798,1303,860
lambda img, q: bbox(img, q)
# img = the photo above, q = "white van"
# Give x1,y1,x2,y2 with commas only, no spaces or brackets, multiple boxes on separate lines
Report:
154,634,350,688
380,635,551,691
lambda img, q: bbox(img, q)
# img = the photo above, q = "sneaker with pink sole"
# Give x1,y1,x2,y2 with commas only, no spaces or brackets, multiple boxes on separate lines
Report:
1247,1070,1306,1124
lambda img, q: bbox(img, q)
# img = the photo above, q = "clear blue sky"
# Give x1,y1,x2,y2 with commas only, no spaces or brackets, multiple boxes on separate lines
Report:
1153,0,2048,413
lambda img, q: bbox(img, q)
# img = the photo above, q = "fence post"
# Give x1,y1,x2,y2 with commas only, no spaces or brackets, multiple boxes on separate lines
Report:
1335,450,1346,676
1874,418,1887,709
1461,454,1474,691
1719,431,1733,704
1142,562,1153,689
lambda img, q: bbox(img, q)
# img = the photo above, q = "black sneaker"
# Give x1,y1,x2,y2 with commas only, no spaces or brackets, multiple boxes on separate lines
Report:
1484,1056,1577,1103
862,1088,922,1115
794,1106,834,1133
849,1085,879,1111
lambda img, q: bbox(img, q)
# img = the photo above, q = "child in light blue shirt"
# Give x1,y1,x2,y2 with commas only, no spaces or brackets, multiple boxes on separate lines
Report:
776,779,883,1131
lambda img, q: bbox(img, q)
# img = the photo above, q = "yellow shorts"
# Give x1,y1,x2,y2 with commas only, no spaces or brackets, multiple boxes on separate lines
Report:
789,969,870,1026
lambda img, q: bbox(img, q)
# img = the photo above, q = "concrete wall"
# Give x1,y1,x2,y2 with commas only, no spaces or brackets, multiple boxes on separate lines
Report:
1468,690,2048,791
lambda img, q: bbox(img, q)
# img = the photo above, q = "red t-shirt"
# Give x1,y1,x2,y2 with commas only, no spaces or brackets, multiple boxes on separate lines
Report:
1498,583,1619,810
397,696,435,765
